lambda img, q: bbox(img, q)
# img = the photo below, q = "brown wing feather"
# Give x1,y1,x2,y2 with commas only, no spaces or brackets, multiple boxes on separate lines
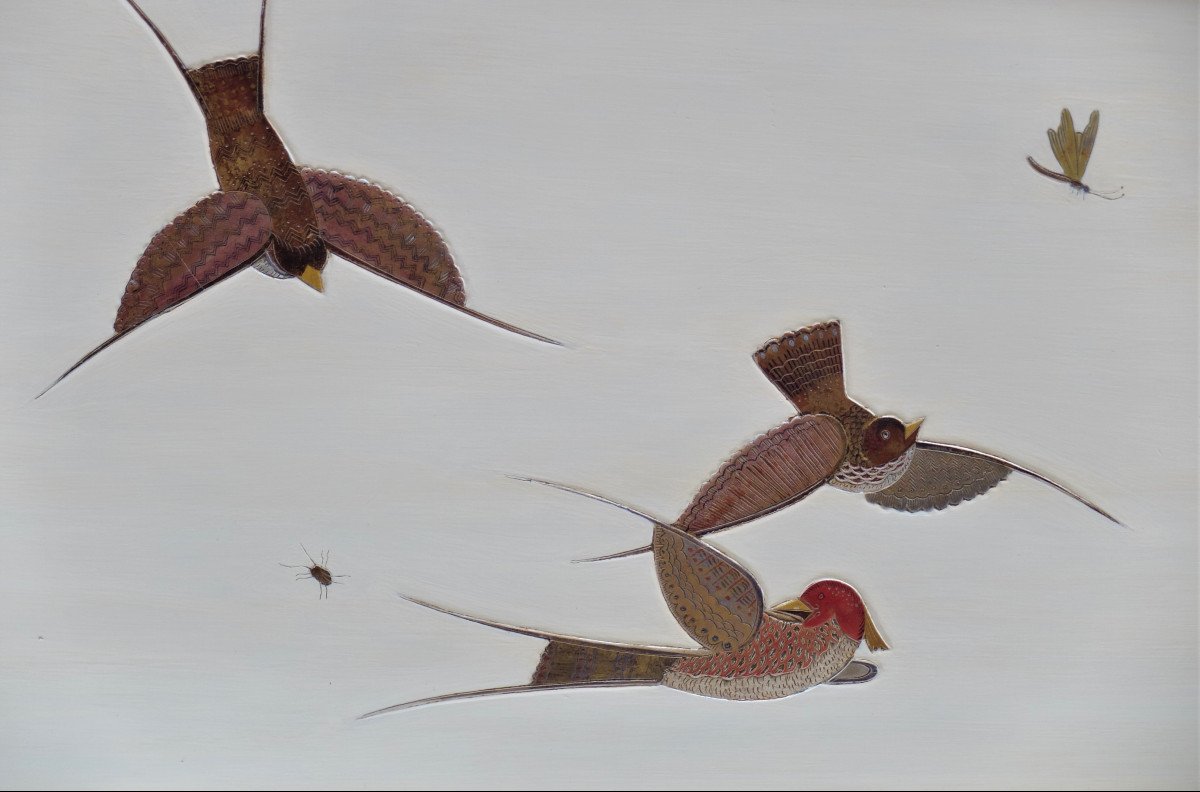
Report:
754,321,854,415
676,414,846,536
865,444,1010,512
115,191,272,333
653,524,763,653
301,168,465,304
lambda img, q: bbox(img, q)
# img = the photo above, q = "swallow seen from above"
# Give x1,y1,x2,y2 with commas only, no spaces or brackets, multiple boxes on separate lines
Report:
39,0,558,397
1027,108,1123,200
360,519,885,717
527,319,1121,561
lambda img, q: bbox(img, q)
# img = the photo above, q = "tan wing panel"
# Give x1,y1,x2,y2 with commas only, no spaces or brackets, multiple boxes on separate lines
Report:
1059,108,1082,181
302,168,465,304
653,524,763,653
754,321,853,415
1047,127,1070,175
1077,110,1099,177
115,191,272,333
676,414,846,536
865,444,1009,512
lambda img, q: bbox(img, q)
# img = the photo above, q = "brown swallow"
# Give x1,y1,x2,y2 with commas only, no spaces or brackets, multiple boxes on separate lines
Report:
520,319,1121,560
360,520,884,717
1027,108,1123,199
39,0,558,397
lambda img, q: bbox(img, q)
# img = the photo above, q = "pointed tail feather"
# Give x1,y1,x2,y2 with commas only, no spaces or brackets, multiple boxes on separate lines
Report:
358,679,659,719
401,596,700,657
363,598,685,718
508,476,670,561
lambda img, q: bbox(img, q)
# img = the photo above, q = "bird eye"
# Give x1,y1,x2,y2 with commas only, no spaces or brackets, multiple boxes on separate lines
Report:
879,429,891,440
818,593,825,600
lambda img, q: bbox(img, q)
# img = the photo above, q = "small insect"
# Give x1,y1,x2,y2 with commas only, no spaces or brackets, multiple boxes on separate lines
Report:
1027,108,1123,200
280,545,347,599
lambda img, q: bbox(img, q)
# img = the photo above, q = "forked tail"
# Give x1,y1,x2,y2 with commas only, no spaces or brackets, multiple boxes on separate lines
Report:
507,475,669,561
358,596,687,718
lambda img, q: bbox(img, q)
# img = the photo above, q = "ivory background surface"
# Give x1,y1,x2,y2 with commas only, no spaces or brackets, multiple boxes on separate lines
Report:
1,1,1196,788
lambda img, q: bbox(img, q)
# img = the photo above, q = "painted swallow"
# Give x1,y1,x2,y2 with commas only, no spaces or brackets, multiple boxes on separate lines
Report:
39,0,558,397
1027,108,1123,199
526,319,1121,560
360,520,885,717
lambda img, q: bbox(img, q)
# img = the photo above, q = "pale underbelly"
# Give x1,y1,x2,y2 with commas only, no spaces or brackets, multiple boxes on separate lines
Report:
662,633,859,701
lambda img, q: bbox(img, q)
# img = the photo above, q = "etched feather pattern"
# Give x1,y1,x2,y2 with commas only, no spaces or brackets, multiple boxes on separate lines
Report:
676,414,846,535
302,168,466,304
754,321,852,415
865,445,1010,512
115,191,272,333
652,525,762,653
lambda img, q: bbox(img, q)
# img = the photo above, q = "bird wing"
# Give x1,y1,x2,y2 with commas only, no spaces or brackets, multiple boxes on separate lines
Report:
301,168,465,303
864,442,1010,512
652,523,764,653
301,168,560,345
38,190,273,397
676,414,847,537
754,321,855,416
115,191,272,334
1077,110,1100,178
866,440,1122,524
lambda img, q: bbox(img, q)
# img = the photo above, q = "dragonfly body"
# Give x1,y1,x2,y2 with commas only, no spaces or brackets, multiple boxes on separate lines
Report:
1027,108,1123,200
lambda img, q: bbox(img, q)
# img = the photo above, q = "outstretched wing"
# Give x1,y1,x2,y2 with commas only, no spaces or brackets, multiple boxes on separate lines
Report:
865,442,1009,512
1077,110,1100,178
754,321,855,416
301,168,465,303
676,414,846,536
866,440,1122,525
1049,108,1083,181
652,523,763,653
302,167,559,344
38,191,272,397
116,191,272,333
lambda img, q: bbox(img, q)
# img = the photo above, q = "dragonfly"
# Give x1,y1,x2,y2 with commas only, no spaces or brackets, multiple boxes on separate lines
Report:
1027,108,1123,200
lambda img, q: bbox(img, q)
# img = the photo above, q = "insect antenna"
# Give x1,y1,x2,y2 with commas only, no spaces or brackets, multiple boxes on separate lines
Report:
1088,186,1125,200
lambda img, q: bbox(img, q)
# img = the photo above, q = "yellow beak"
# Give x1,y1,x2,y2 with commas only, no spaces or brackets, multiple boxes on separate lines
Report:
299,265,325,293
904,418,924,441
768,597,813,623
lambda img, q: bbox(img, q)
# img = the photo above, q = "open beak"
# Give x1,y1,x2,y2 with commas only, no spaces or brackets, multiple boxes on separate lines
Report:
299,265,325,293
768,597,814,624
904,418,924,442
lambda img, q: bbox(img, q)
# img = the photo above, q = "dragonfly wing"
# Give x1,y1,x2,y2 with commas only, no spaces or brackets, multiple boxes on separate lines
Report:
1047,127,1071,175
1077,110,1099,178
1059,108,1082,181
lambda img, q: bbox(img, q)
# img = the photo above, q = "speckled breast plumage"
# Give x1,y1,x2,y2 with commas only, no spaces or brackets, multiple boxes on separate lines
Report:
662,617,858,701
830,444,916,493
